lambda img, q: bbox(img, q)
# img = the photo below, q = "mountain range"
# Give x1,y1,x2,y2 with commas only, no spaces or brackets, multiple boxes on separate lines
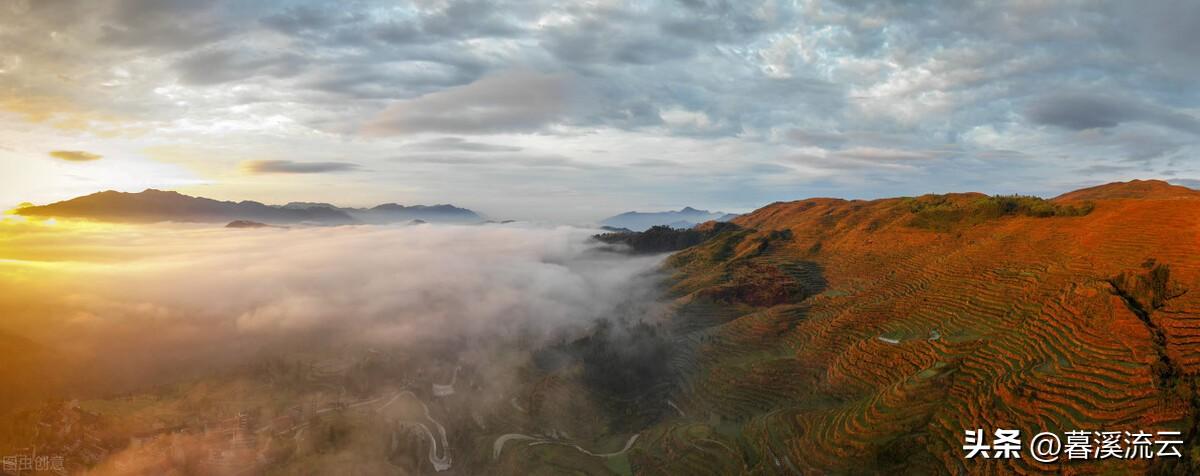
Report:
599,206,738,231
607,179,1200,474
11,189,482,225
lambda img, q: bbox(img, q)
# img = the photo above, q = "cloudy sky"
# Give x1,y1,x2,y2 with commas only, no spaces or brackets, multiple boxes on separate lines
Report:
1,0,1198,222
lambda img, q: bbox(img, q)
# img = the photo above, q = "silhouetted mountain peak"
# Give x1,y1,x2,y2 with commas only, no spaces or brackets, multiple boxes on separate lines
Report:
600,207,737,231
225,220,273,229
282,202,338,210
15,189,481,225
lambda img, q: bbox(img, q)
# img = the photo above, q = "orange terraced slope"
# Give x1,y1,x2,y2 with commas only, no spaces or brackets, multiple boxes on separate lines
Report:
638,180,1200,474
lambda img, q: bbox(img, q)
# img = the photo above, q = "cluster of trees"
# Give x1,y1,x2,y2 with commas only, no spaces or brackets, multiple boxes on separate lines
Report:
535,317,676,430
982,195,1095,217
905,194,1095,231
593,222,742,254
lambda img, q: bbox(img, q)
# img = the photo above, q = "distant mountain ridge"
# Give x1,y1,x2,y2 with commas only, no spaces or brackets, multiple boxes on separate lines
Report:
13,189,483,225
1053,179,1200,201
599,206,738,231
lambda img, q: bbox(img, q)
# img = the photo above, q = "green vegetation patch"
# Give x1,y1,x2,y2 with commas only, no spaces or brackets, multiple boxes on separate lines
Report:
915,362,950,380
604,453,633,476
904,194,1094,231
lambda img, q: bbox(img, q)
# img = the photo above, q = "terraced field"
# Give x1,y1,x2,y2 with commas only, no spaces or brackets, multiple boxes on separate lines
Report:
633,180,1200,474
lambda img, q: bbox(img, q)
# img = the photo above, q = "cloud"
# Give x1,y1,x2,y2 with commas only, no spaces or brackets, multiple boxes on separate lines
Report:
628,158,679,168
1025,93,1200,134
364,71,568,135
1025,94,1138,131
259,4,348,35
836,147,939,162
1077,164,1139,175
49,150,103,162
393,152,596,170
241,159,359,174
0,222,665,397
406,137,523,152
96,0,230,51
785,129,849,149
542,23,698,66
174,48,308,86
1169,179,1200,190
1107,1,1200,79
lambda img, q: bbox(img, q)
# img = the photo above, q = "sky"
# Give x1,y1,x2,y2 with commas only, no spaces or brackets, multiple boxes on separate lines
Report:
1,0,1198,222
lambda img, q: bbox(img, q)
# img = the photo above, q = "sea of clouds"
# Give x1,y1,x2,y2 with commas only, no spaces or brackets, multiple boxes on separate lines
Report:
0,221,666,396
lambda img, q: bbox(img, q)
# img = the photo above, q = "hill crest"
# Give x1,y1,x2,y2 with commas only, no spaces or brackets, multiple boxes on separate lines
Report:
645,178,1200,474
1054,179,1200,201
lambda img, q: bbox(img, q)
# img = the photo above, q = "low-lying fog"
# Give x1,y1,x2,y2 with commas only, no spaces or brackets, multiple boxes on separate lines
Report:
0,221,667,399
2,220,681,473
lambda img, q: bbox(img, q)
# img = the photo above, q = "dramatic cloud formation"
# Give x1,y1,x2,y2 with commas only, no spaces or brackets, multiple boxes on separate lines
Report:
1,0,1198,219
1027,93,1200,134
0,221,664,395
49,150,102,162
241,159,360,174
